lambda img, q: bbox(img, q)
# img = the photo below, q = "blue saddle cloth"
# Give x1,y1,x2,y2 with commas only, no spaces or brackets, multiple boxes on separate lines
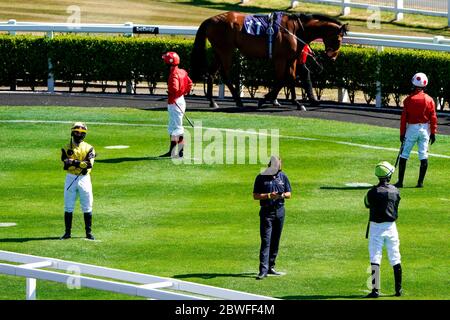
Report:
242,12,283,38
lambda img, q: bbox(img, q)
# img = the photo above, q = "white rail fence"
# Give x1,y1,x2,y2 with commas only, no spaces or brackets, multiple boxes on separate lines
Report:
1,20,450,108
0,250,275,300
290,0,450,25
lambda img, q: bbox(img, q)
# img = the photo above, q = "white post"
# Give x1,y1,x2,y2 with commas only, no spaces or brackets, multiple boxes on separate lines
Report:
395,0,404,21
125,22,134,94
342,0,351,16
26,278,37,300
240,0,250,3
376,46,384,108
7,19,16,35
291,1,299,9
47,31,55,93
338,87,350,103
448,0,450,27
218,83,225,99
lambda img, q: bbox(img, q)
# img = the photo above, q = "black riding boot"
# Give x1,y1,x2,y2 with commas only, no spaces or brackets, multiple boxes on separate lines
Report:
394,157,407,188
159,140,177,158
393,263,402,296
301,68,319,107
178,136,184,158
416,159,428,188
305,86,319,107
60,212,72,240
366,263,380,298
84,212,95,240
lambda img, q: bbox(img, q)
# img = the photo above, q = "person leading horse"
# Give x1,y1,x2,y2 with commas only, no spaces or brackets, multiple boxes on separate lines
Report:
190,12,348,110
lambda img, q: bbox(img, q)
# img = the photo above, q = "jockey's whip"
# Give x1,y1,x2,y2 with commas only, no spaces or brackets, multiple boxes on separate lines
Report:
174,101,195,128
395,142,404,168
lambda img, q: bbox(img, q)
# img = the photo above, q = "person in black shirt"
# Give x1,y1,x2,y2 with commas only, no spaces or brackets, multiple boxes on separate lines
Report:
253,156,292,280
364,161,402,298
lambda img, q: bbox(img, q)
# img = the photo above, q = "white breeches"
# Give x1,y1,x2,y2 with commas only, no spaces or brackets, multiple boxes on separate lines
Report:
369,221,401,266
64,173,93,213
401,123,430,161
168,96,185,137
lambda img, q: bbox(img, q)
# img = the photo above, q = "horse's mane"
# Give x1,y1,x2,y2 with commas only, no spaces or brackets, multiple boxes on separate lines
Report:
289,13,348,34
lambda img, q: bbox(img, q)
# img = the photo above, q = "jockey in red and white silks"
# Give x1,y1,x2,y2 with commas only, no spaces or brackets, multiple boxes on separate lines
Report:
395,73,438,188
160,52,193,158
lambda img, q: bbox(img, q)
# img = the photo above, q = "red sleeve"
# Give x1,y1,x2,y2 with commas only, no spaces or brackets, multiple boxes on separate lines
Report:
185,74,193,95
400,97,409,136
427,97,437,134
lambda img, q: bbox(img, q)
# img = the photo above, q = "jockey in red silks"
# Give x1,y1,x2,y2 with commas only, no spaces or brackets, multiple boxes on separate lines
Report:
159,51,193,158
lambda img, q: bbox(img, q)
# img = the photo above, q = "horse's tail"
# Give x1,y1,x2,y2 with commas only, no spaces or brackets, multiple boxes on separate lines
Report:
190,19,210,82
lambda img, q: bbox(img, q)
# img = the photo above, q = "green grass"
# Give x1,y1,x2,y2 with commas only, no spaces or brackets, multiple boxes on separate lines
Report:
0,0,448,37
0,106,449,300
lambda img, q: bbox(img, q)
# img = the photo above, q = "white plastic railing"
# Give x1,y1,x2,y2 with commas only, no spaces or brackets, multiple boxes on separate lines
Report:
0,250,275,300
291,0,450,25
1,20,449,52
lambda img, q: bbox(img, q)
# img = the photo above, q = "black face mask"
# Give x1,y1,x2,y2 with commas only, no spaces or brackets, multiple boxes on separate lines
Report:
72,132,86,144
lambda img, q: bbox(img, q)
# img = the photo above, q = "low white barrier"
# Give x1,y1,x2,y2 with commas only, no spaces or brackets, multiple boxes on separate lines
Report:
0,250,275,300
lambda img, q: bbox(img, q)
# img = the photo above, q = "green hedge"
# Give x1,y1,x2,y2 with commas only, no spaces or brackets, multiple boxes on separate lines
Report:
0,35,449,107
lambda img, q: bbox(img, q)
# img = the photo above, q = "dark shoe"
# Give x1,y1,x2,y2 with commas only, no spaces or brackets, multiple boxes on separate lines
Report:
60,232,71,240
415,182,423,188
178,149,183,158
256,273,267,280
159,151,172,158
268,268,284,276
86,233,95,240
365,290,379,298
159,141,177,158
395,289,402,297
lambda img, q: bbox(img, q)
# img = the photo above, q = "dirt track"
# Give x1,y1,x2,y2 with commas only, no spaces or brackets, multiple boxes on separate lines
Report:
1,92,449,135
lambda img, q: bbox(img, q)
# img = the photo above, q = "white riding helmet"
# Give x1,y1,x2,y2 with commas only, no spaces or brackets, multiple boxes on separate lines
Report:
411,72,428,88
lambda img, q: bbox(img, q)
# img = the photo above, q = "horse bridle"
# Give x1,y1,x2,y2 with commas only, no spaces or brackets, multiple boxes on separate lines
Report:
275,20,324,74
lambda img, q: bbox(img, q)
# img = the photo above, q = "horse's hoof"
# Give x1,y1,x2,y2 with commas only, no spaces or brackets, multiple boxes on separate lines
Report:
210,102,219,109
297,104,307,111
272,99,281,107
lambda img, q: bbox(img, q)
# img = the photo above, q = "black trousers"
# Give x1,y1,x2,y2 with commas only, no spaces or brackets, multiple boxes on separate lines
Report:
259,206,285,274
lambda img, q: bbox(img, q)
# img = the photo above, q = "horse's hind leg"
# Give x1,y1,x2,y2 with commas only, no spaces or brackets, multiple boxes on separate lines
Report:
207,59,220,109
215,50,244,109
206,74,219,109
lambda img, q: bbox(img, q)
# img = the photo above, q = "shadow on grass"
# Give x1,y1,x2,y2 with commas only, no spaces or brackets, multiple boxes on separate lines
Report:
320,186,373,190
0,237,61,242
173,272,256,280
280,294,365,300
178,0,291,14
96,156,171,164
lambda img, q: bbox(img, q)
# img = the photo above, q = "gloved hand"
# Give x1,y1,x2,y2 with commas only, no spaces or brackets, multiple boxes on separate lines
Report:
63,158,72,170
400,135,405,143
430,134,436,145
79,161,88,169
72,159,81,168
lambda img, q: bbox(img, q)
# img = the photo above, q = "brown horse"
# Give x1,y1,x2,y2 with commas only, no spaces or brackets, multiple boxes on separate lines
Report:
190,12,348,109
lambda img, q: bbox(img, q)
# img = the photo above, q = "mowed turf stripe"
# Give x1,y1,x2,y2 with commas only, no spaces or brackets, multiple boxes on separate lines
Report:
2,119,450,159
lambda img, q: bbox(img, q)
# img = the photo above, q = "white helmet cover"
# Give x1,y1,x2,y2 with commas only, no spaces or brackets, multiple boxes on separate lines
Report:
411,72,428,88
